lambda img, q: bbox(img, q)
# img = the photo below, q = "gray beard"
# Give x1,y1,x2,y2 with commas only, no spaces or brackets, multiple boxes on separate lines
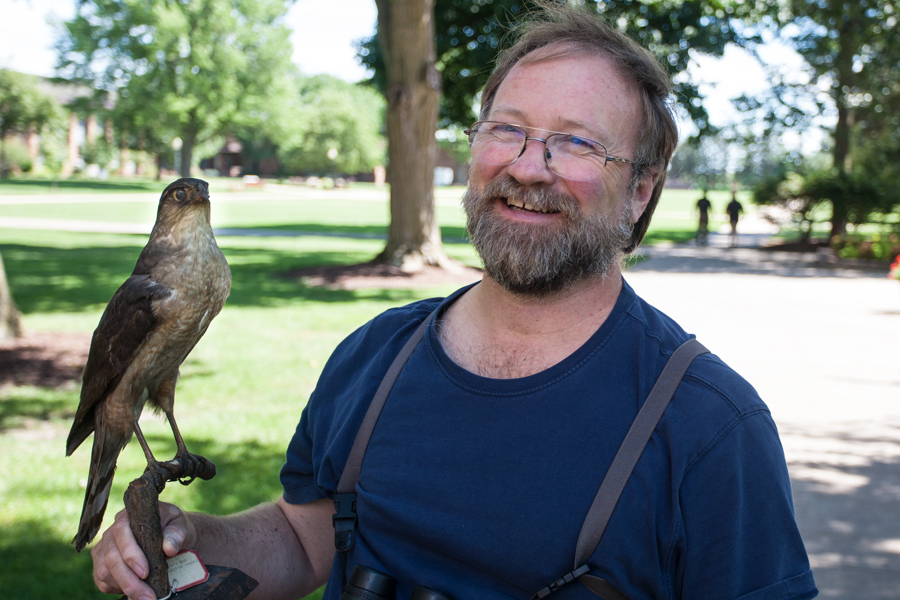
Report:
463,176,634,297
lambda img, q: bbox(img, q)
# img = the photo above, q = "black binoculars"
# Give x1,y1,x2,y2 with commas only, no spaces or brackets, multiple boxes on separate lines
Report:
341,565,453,600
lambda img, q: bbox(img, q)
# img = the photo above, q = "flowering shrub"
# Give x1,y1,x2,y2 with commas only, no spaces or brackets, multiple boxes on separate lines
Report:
890,256,900,281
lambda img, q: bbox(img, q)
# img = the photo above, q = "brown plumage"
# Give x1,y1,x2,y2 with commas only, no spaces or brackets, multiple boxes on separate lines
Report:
66,178,231,552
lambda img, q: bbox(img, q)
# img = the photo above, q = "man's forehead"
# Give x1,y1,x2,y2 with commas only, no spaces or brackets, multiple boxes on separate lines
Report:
488,105,615,139
488,50,640,145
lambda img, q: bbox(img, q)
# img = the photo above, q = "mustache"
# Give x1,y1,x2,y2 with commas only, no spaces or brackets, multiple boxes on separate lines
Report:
472,176,582,217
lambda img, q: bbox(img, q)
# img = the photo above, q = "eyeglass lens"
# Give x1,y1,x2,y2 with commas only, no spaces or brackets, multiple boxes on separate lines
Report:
467,122,609,182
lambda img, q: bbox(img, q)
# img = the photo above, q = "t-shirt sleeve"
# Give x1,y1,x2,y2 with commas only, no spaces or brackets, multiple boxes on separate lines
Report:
678,411,817,599
280,401,327,505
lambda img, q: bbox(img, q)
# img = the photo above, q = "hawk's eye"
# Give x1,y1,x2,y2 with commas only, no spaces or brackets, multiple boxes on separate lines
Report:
174,189,186,202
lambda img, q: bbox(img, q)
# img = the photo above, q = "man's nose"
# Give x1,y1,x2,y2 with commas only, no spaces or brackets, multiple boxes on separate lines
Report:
506,137,557,185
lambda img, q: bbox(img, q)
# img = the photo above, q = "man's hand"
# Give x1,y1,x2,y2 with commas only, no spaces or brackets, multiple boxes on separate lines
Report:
92,502,192,600
89,498,335,600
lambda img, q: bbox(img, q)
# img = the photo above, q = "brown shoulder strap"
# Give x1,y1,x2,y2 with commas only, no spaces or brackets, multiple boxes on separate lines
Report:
572,339,709,599
575,338,709,565
332,312,433,552
531,338,709,600
337,313,432,494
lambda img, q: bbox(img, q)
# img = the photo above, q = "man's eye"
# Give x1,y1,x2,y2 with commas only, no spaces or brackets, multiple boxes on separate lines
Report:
560,135,600,153
568,136,592,147
485,123,518,133
484,123,523,141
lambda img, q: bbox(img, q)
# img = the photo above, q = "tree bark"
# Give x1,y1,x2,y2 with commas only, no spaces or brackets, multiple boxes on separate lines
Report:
0,250,22,340
828,0,857,240
180,131,195,179
373,0,452,270
0,136,10,179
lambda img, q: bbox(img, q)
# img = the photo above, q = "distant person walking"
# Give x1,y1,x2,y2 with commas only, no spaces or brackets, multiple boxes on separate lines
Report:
726,192,743,246
695,191,711,246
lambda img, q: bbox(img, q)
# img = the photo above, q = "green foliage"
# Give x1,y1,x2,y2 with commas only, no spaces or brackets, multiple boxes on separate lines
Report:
79,137,115,169
34,123,70,176
731,140,819,190
736,1,900,227
358,0,744,130
0,70,62,138
0,69,64,177
851,124,900,216
437,126,471,178
276,74,387,176
0,138,32,173
57,0,297,175
670,133,731,189
751,165,898,244
800,169,888,227
832,233,900,262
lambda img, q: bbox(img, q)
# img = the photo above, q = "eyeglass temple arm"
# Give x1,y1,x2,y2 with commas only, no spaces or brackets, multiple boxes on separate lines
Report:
606,156,637,165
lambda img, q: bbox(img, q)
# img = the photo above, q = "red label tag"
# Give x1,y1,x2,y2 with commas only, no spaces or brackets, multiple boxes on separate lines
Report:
167,549,210,593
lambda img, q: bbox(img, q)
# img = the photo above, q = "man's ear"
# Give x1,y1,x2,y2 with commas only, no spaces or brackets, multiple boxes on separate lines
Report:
630,169,658,224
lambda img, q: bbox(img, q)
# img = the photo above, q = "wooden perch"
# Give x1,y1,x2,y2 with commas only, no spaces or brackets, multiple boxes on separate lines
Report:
119,455,257,599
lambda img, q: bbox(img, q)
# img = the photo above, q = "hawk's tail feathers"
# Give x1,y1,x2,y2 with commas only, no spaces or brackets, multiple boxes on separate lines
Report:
73,432,119,553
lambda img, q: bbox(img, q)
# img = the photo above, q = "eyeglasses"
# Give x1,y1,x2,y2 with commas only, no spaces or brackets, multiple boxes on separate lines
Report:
464,121,637,182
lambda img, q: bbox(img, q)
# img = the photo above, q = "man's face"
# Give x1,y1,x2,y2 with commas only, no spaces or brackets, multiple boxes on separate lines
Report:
464,48,653,296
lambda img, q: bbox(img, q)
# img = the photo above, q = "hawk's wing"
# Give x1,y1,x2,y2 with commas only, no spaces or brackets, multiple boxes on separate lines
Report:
65,274,172,455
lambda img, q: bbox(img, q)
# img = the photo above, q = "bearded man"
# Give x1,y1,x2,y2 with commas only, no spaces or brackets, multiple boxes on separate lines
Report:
90,4,817,600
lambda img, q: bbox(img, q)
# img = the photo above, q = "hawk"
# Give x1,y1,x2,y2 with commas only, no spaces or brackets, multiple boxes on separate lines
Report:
67,178,231,552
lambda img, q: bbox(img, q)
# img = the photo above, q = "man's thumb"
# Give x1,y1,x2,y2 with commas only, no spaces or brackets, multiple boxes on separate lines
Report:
161,527,185,557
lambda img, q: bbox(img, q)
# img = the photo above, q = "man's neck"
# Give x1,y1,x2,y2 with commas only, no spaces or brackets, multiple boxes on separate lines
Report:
438,268,624,379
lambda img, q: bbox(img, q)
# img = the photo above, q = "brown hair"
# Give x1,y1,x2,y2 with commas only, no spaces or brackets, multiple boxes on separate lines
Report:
479,2,678,253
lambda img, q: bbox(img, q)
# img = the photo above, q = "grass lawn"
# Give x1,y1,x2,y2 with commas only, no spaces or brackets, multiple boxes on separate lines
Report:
0,179,711,598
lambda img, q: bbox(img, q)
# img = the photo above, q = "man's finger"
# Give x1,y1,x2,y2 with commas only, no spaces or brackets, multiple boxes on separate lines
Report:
158,502,192,557
110,509,150,579
91,522,155,600
98,551,157,600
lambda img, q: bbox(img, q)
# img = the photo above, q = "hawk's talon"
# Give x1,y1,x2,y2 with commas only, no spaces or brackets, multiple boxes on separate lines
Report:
144,460,173,493
171,450,215,485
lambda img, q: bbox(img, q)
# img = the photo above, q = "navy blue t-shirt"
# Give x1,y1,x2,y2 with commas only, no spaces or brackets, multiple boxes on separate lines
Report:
281,281,817,600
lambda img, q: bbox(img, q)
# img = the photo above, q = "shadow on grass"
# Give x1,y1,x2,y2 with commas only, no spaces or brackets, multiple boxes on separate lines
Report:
142,433,288,513
215,222,470,243
2,241,426,314
0,518,97,599
0,387,76,432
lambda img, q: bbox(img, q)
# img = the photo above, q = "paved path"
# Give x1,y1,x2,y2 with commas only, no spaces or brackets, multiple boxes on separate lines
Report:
4,204,898,597
630,228,900,599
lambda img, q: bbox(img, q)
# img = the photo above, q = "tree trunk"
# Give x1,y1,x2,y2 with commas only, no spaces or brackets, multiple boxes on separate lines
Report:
829,100,851,240
373,0,452,270
0,250,22,340
180,132,195,179
829,0,857,240
0,135,10,179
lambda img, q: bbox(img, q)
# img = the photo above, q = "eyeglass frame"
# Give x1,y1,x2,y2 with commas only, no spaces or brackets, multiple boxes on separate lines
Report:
464,120,639,180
